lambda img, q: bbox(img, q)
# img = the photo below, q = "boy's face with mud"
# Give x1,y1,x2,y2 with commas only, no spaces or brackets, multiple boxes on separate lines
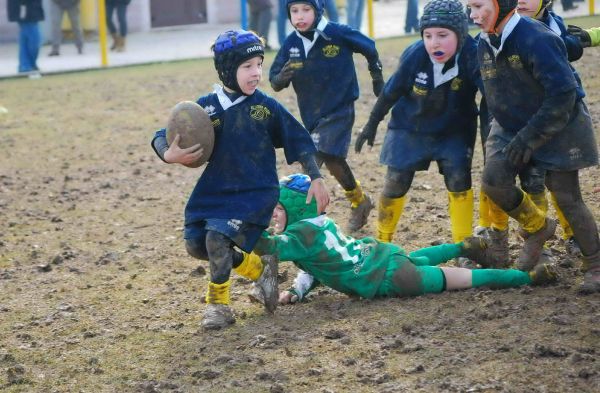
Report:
290,3,316,32
272,203,287,234
236,56,263,95
468,0,498,33
423,27,458,64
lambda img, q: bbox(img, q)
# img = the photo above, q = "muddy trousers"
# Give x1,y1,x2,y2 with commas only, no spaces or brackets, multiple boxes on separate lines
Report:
483,161,599,257
376,244,533,297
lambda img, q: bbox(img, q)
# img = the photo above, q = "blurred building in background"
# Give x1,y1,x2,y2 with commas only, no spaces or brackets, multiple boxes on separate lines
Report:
0,0,246,42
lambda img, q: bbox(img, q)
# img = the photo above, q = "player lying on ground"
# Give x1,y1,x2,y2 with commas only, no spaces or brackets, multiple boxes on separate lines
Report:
251,174,558,304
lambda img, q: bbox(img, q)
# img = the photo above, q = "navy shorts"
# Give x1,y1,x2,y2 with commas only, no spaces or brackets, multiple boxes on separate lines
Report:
485,101,598,171
310,103,355,158
380,128,474,174
184,218,265,253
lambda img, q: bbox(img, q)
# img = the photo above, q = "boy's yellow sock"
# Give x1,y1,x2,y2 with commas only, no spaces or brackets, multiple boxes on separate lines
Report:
550,192,574,239
345,180,366,208
489,197,509,231
448,189,474,243
508,193,546,234
478,190,492,228
234,252,263,281
377,195,406,242
205,280,231,305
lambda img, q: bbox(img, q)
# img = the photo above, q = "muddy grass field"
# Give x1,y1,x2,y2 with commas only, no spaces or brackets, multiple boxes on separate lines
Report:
1,32,600,392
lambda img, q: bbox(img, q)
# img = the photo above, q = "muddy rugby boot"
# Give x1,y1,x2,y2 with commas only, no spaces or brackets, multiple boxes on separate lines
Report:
529,263,559,286
565,237,582,257
461,236,497,268
579,251,600,294
254,255,279,313
347,194,374,233
488,228,510,268
517,218,557,271
202,304,235,330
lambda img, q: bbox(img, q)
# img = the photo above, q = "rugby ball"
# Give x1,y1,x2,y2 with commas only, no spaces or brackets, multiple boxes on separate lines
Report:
166,101,214,168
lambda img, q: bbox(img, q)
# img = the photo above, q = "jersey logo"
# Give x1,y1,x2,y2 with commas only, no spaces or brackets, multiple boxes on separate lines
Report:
568,147,582,161
412,85,428,96
508,55,523,69
415,72,428,85
481,66,497,80
227,219,242,231
203,105,216,116
250,105,271,121
322,44,340,58
211,118,221,128
451,77,463,91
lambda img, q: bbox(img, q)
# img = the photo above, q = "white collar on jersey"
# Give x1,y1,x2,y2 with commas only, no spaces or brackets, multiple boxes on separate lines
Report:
213,84,248,111
295,16,329,57
430,53,460,88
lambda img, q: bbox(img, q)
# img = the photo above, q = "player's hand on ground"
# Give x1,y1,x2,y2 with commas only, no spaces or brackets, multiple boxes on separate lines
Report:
503,134,532,167
306,177,330,214
164,134,204,166
279,291,299,305
355,120,378,153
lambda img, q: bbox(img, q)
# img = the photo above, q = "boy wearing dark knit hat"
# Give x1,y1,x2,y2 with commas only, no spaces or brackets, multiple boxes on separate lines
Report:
252,174,558,304
355,0,483,267
151,30,330,329
469,0,600,293
269,0,384,234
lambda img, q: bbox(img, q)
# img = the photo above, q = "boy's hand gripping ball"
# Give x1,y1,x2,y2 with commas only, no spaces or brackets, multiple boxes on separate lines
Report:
166,101,214,168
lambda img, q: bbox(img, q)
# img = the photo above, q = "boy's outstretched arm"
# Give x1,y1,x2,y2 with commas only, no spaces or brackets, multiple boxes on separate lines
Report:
297,154,330,214
280,270,319,304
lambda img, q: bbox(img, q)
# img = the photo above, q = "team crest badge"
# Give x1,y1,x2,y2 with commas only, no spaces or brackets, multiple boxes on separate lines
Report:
508,55,523,69
451,78,463,91
250,105,271,121
322,44,340,58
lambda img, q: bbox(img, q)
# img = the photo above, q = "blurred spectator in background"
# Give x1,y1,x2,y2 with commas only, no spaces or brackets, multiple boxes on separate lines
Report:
248,0,273,49
323,0,339,22
405,0,419,33
346,0,364,29
277,0,288,46
106,0,131,52
561,0,578,11
48,0,84,56
7,0,44,76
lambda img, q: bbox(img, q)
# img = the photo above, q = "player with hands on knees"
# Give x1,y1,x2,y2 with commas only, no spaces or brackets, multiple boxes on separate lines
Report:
469,0,600,293
356,0,483,265
151,30,330,330
270,0,383,234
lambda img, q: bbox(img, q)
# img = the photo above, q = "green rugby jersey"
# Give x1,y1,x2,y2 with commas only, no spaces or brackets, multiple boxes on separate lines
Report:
254,215,408,299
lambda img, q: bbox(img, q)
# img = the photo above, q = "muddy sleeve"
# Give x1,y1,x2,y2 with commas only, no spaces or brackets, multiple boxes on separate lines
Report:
517,89,577,150
297,153,322,180
151,128,169,163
